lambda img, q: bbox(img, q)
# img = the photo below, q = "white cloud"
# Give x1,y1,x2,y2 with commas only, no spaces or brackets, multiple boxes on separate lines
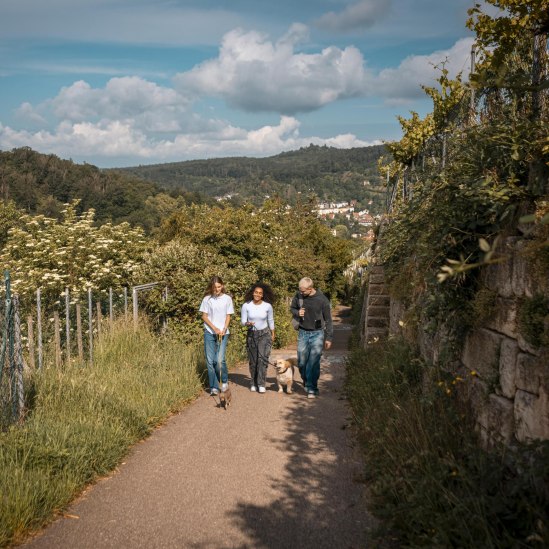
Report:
314,0,391,32
0,116,377,166
374,37,475,101
174,24,373,114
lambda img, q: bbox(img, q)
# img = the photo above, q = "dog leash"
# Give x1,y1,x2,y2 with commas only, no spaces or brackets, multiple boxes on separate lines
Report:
246,325,276,367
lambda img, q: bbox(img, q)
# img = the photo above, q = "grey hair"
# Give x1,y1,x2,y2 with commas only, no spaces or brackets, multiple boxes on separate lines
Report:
299,277,313,289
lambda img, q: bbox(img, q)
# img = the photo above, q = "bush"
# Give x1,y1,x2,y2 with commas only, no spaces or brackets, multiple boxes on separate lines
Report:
346,338,549,547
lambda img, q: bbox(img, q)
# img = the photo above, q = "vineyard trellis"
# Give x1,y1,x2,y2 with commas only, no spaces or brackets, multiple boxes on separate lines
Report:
386,32,549,211
0,275,168,429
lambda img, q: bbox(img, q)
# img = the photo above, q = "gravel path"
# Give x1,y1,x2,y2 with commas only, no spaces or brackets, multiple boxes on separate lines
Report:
22,306,372,548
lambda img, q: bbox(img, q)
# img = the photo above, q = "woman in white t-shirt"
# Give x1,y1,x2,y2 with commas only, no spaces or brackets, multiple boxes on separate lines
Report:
241,283,275,393
199,276,234,396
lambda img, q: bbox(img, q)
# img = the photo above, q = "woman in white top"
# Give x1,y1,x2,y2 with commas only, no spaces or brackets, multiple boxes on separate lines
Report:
241,282,275,393
199,276,234,396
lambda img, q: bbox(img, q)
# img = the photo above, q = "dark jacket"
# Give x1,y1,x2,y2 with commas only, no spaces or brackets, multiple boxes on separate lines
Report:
290,289,333,342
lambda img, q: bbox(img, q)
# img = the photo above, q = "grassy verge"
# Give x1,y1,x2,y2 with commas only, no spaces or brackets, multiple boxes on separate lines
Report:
0,321,204,547
345,338,549,548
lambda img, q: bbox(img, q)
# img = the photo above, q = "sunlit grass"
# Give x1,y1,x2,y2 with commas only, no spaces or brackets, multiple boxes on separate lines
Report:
0,320,203,547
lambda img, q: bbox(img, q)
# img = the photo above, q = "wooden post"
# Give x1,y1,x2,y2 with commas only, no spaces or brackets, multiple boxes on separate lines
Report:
124,287,128,320
65,287,71,364
109,287,114,325
96,301,102,339
76,302,84,363
88,288,93,365
54,311,61,368
27,315,36,370
37,288,43,370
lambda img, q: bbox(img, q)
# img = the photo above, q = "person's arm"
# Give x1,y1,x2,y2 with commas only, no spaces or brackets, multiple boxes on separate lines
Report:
202,312,221,334
268,303,275,341
290,293,300,320
222,314,231,335
241,303,248,326
323,299,333,349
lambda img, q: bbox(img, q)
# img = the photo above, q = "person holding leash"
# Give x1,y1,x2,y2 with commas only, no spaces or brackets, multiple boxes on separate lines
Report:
241,283,275,393
199,276,234,396
290,277,332,399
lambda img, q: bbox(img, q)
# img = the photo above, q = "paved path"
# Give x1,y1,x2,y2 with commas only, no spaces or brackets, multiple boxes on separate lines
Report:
23,306,372,548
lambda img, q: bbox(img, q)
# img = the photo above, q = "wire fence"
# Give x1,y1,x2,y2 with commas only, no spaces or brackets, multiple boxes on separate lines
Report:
386,34,549,212
0,273,168,429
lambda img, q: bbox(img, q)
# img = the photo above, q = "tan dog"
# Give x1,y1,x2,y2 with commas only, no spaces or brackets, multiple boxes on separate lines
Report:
274,358,297,394
219,386,232,409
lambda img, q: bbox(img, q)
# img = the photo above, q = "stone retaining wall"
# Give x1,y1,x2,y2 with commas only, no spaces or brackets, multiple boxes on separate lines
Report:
387,237,548,447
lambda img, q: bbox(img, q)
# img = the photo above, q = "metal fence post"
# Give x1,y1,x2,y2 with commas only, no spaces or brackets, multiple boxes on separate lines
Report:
109,287,114,324
133,286,138,330
13,295,24,422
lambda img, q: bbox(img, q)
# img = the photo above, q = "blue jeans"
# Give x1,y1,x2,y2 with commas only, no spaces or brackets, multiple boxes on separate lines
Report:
297,329,324,393
204,331,229,390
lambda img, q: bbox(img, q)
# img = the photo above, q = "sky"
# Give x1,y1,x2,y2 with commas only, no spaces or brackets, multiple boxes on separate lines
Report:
0,0,479,168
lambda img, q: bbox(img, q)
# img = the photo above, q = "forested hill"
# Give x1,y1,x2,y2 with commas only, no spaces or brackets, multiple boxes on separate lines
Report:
114,144,388,211
0,147,210,231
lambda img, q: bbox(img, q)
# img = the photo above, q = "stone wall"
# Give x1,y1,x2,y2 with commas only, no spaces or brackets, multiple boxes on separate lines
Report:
387,237,549,447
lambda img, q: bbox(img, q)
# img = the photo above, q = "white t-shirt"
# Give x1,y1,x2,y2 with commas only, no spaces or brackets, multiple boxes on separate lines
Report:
241,301,274,331
199,293,235,334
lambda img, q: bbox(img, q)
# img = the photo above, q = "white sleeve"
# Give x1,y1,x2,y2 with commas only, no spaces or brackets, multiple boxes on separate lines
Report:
267,303,275,330
199,296,209,314
241,303,248,325
226,296,235,315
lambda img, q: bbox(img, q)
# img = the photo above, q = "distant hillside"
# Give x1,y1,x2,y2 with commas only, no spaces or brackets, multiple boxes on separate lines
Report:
114,144,388,212
0,147,210,232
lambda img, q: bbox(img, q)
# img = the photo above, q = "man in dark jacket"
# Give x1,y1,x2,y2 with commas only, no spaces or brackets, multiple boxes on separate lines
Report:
290,277,333,399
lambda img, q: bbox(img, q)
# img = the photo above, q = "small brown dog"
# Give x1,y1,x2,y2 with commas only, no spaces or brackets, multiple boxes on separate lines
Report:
274,358,297,394
219,386,232,409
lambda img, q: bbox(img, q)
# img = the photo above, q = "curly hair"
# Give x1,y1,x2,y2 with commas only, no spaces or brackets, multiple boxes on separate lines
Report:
244,282,276,305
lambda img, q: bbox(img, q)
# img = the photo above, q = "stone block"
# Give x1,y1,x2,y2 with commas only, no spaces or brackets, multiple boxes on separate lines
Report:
461,328,503,379
483,255,513,298
514,388,549,442
368,284,387,296
477,394,515,446
369,274,385,284
367,317,389,328
515,353,547,395
484,297,517,339
368,295,390,307
499,338,518,399
511,239,537,297
389,299,405,336
369,306,390,318
517,332,542,356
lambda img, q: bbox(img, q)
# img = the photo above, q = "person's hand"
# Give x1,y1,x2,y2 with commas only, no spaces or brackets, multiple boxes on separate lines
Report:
214,327,222,335
299,307,305,317
221,328,227,336
324,340,332,350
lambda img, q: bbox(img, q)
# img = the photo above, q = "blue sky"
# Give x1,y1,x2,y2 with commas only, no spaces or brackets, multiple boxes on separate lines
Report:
0,0,477,167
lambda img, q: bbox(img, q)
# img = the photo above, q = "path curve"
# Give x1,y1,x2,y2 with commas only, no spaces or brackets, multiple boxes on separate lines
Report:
22,306,372,548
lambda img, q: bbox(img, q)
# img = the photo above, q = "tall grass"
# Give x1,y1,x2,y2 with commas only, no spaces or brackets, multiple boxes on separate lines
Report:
0,320,204,547
346,338,549,548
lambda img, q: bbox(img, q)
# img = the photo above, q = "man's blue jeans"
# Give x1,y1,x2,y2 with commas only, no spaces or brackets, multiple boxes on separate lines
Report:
204,331,229,390
297,329,324,393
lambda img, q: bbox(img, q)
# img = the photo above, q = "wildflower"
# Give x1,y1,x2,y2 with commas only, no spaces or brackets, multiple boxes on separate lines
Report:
470,370,478,377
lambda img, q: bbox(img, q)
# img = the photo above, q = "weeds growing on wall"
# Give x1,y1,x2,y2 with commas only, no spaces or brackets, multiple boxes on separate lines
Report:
346,338,549,548
0,320,204,547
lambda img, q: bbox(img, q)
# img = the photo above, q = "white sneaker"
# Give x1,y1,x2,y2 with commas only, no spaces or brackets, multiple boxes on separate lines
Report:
211,388,219,396
258,386,266,393
250,385,257,392
221,382,228,391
